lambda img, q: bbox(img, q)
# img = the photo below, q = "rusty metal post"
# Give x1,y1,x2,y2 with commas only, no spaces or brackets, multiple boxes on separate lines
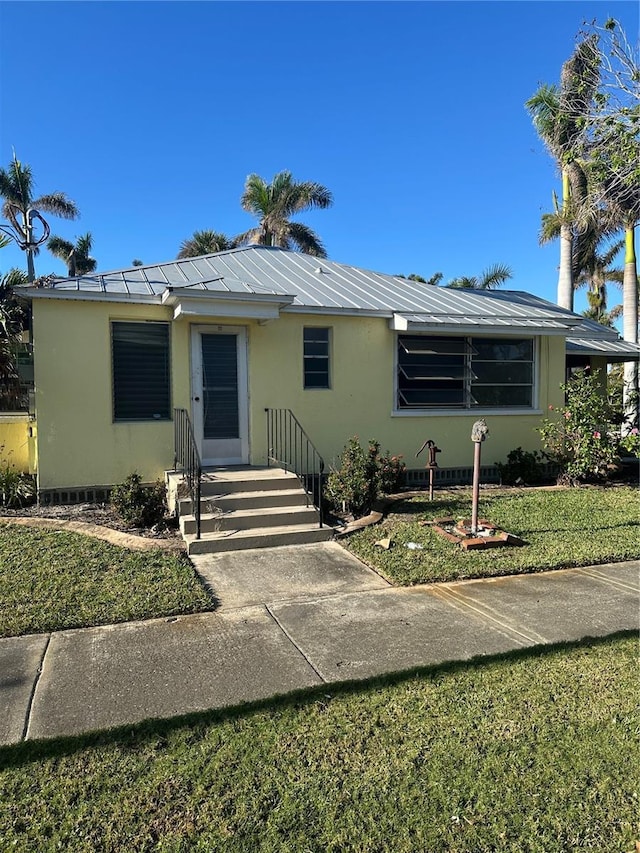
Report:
470,419,489,535
471,440,482,533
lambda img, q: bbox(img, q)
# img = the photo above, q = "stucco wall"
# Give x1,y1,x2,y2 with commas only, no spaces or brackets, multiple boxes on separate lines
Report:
33,298,190,490
32,298,567,491
0,415,34,473
250,314,566,471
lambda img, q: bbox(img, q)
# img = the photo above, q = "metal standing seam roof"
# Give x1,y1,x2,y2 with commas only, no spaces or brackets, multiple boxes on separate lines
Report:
29,245,587,327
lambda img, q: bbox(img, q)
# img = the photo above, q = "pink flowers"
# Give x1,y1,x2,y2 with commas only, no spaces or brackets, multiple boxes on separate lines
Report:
593,431,601,439
548,405,554,411
564,411,571,420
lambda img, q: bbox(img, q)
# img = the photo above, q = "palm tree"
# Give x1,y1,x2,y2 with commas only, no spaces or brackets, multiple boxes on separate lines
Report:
0,268,29,410
446,264,513,290
236,171,333,257
395,272,443,285
177,230,235,259
526,36,601,310
47,233,96,277
0,153,79,281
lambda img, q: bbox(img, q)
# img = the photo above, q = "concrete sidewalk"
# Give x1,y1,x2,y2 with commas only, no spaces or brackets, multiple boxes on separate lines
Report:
1,547,638,746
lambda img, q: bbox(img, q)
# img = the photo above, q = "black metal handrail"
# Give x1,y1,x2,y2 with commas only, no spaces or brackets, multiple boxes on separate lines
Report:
173,408,202,539
265,408,325,527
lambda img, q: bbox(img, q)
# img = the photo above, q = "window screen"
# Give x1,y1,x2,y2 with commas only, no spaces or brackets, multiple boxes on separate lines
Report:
397,335,534,409
112,322,170,421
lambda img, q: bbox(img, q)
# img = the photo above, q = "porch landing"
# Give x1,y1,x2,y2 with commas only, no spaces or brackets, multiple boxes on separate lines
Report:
167,466,333,555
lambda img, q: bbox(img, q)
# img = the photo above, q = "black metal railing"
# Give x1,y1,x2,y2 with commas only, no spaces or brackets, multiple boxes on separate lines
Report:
265,408,325,527
174,408,202,539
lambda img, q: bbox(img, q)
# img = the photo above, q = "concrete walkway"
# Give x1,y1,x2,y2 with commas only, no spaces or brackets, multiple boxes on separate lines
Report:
1,543,638,746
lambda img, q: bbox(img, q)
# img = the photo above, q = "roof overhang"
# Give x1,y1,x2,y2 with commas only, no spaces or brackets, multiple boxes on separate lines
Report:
390,313,580,336
566,337,640,362
161,287,295,320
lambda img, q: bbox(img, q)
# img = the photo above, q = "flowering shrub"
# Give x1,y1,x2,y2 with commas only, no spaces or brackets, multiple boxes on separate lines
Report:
538,370,618,483
327,438,406,518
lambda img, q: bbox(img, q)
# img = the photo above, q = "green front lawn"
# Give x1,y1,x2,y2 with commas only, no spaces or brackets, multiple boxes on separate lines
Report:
0,524,213,638
0,635,636,852
344,486,640,585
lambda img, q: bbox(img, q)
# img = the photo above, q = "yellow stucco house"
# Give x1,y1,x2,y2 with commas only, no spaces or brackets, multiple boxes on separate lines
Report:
7,246,639,512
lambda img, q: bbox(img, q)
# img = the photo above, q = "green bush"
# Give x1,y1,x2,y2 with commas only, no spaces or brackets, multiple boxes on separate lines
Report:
327,438,406,518
495,447,547,485
110,472,167,528
538,370,618,484
0,460,35,508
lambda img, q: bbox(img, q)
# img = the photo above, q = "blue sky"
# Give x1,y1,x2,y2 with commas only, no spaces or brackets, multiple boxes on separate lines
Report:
0,0,637,314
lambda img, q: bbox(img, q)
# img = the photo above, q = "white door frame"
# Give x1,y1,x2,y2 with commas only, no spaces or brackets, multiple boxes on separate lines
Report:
190,324,249,466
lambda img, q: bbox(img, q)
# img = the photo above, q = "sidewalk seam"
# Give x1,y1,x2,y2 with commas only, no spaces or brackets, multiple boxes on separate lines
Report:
22,633,51,741
264,604,328,684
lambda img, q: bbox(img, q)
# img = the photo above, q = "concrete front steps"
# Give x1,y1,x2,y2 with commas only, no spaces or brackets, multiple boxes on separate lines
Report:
169,466,332,555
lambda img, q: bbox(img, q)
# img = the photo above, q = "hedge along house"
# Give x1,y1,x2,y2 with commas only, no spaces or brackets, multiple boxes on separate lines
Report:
19,246,640,551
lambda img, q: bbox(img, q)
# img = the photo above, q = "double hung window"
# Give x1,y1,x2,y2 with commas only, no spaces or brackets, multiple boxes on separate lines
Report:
112,321,171,421
397,335,534,409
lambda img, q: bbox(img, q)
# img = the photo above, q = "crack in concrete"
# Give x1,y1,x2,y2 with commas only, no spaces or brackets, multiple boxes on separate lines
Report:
22,633,51,741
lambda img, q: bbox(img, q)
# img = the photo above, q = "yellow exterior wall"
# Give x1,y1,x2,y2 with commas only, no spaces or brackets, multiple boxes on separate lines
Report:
249,314,566,471
33,298,191,490
32,298,568,491
0,415,33,472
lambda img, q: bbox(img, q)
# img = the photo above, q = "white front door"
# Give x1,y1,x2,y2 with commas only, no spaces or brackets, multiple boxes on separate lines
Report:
191,325,249,466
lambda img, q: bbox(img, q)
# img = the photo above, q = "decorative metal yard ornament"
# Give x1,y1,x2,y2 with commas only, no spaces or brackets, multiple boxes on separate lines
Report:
0,204,51,282
416,438,441,501
470,419,489,533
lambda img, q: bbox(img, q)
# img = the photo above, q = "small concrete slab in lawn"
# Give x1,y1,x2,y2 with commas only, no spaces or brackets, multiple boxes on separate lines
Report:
191,541,389,610
0,633,49,746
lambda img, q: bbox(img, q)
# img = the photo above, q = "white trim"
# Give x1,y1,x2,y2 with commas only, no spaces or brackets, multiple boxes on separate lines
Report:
392,409,544,418
28,290,161,304
0,413,32,422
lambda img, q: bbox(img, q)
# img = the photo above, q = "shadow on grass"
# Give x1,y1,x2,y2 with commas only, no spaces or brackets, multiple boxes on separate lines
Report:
0,630,634,771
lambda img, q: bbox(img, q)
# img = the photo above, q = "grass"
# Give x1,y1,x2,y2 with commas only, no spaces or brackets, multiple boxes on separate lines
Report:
344,485,640,585
0,634,637,852
0,523,213,638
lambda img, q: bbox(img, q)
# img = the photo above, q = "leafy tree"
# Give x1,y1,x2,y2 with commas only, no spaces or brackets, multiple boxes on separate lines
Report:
177,230,235,259
446,264,513,290
47,232,96,277
236,171,333,257
0,153,79,281
526,37,601,310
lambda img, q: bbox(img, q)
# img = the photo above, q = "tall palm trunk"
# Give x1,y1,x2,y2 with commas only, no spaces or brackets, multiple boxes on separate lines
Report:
622,225,639,432
557,169,574,310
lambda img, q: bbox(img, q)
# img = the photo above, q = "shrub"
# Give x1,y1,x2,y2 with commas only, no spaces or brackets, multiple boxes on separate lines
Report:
0,461,35,508
495,447,547,485
110,472,167,527
538,370,619,484
378,449,407,493
618,428,640,458
327,438,406,518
